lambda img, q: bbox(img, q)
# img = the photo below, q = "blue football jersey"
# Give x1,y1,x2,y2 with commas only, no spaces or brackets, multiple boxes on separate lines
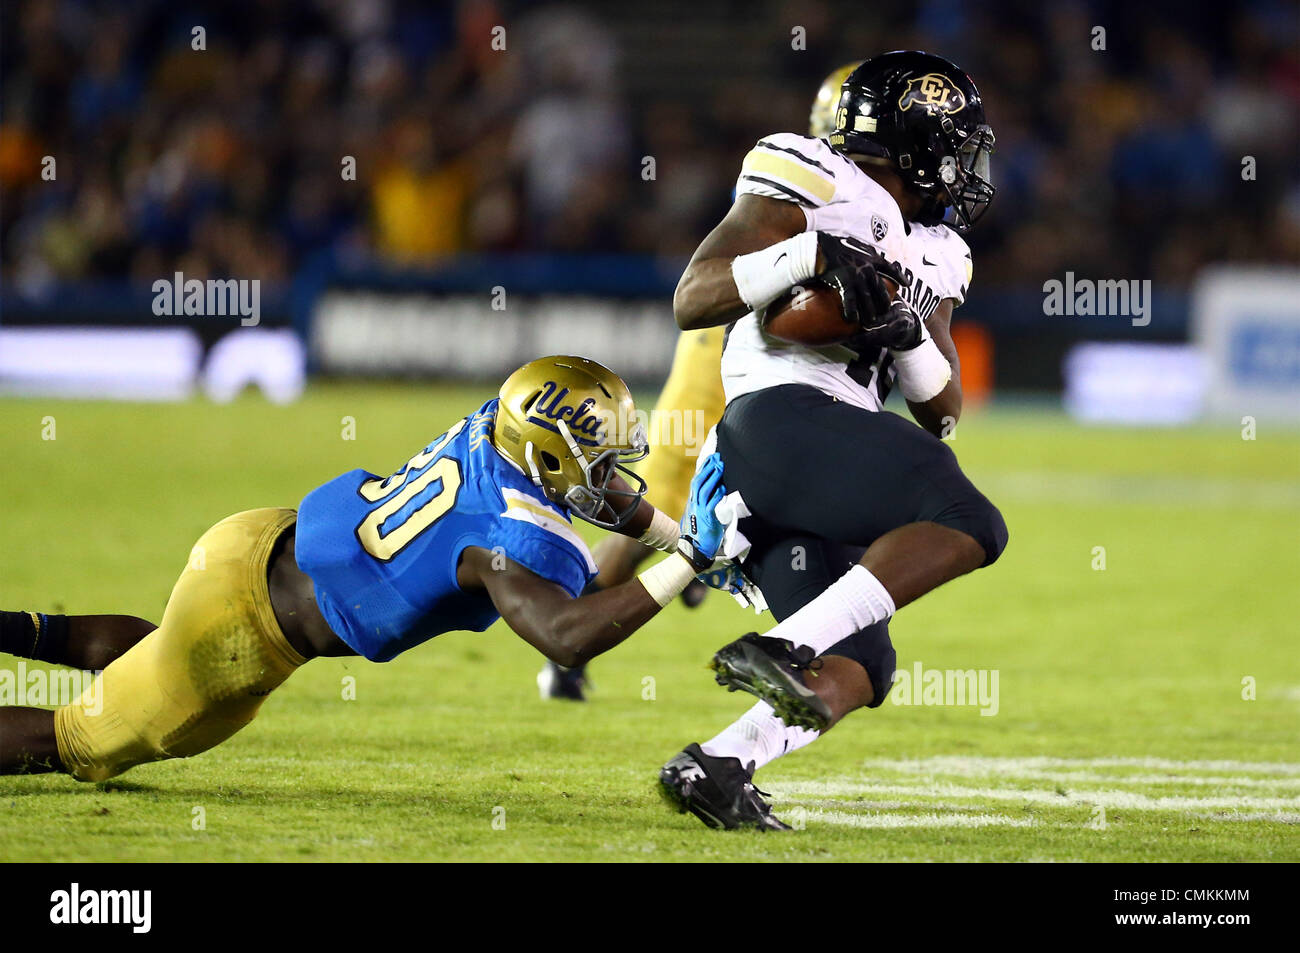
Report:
295,398,597,662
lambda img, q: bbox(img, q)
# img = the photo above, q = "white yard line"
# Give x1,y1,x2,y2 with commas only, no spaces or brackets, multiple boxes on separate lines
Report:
946,771,1300,790
798,809,1037,830
771,779,1300,813
857,755,1300,777
1193,812,1300,825
768,758,1300,826
980,471,1300,509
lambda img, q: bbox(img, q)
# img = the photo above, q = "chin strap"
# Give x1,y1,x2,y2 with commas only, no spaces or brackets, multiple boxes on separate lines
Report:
522,440,546,488
555,419,587,478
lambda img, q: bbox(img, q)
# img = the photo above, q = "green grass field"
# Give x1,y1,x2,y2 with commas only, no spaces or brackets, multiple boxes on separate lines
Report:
2,383,1298,861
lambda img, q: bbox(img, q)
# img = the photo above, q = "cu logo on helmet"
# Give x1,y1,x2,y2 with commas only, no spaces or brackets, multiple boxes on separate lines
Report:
898,73,966,114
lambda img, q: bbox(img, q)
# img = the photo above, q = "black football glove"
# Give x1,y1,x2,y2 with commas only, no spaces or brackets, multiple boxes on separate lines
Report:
813,232,908,330
854,296,925,350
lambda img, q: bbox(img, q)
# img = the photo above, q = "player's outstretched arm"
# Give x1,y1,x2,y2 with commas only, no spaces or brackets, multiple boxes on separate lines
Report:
903,298,964,437
465,551,664,667
673,194,808,331
464,454,731,666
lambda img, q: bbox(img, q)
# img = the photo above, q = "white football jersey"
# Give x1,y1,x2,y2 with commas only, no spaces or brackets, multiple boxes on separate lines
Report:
722,133,974,411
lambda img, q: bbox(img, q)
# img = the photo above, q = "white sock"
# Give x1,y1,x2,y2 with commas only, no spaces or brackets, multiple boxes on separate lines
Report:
701,701,820,772
769,564,895,655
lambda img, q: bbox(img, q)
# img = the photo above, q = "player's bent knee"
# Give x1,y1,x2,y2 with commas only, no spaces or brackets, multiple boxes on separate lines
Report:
977,501,1009,567
824,620,896,709
936,494,1008,569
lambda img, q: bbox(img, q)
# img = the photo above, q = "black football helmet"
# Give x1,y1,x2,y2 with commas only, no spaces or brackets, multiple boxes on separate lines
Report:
830,50,995,230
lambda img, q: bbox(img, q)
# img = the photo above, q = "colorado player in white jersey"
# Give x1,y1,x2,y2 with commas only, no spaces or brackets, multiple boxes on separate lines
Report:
659,51,1009,831
720,139,974,413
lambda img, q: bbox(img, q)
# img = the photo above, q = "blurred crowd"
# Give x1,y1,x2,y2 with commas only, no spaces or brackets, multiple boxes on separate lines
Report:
1,0,1297,295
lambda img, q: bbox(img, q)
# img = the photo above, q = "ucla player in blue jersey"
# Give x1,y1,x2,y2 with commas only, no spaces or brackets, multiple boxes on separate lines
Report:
0,356,730,783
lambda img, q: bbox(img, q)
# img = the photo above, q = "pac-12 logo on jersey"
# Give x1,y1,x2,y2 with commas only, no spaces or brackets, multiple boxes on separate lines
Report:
871,214,889,242
898,74,966,115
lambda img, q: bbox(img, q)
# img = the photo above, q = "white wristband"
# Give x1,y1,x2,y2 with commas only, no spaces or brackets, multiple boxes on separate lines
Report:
890,335,952,402
637,553,697,608
730,231,819,311
637,507,681,553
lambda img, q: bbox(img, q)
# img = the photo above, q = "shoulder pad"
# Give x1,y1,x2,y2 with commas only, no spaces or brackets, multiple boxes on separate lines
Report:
736,134,851,208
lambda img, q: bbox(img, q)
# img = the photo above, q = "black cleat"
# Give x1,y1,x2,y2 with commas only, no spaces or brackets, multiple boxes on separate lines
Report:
537,661,589,701
709,633,831,731
658,743,790,831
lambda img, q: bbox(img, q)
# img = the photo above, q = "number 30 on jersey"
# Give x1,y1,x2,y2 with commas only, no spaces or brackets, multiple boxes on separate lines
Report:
354,420,466,561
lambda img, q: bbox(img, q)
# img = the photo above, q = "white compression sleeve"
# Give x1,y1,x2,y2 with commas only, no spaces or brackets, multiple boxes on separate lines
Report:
730,231,819,311
891,335,952,402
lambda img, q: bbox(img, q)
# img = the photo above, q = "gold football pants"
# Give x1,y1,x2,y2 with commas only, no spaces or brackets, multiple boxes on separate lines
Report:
55,508,306,782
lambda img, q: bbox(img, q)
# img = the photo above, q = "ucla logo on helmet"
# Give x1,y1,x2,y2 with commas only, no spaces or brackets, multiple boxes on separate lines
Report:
898,73,966,114
529,380,606,445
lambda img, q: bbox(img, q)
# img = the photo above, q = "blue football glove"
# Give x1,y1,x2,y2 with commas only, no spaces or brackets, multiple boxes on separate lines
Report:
678,452,727,572
698,561,768,613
